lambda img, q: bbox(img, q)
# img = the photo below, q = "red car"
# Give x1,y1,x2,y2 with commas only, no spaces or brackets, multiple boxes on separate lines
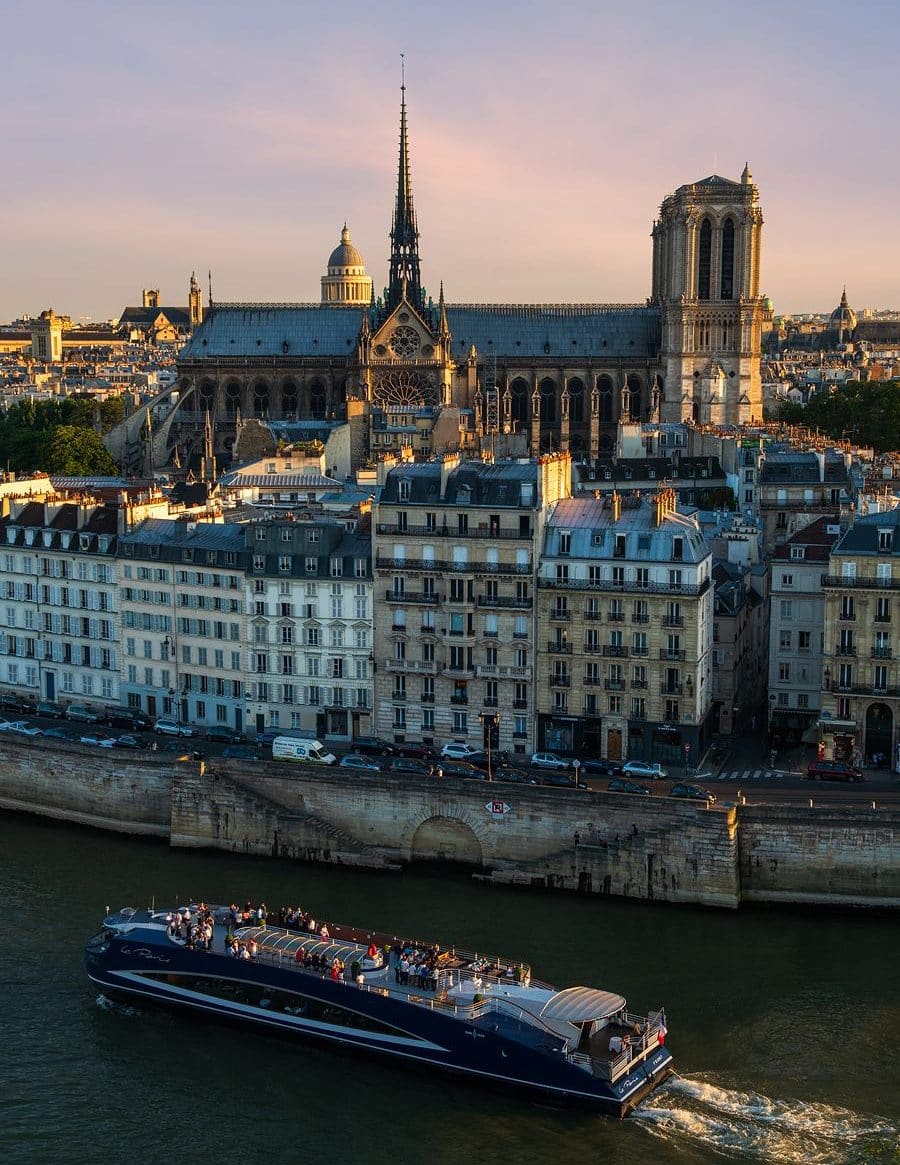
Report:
806,760,863,783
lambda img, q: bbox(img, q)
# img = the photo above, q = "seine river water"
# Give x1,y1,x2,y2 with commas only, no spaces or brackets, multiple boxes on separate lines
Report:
3,812,898,1165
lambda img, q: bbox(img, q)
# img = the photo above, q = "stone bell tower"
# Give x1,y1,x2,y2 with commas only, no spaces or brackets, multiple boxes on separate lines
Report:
652,165,765,425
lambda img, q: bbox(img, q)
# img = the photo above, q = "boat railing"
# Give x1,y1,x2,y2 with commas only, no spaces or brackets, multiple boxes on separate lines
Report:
584,1009,668,1082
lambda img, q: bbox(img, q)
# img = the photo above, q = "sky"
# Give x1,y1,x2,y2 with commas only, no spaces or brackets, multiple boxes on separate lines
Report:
1,0,898,323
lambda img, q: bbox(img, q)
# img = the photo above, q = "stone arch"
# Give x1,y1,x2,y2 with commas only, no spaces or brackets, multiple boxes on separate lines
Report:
720,217,735,300
401,806,491,866
197,378,216,417
510,377,529,426
698,217,712,300
410,816,484,865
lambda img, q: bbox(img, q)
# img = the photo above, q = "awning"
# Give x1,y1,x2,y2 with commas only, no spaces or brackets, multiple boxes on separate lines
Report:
539,986,626,1024
818,719,857,731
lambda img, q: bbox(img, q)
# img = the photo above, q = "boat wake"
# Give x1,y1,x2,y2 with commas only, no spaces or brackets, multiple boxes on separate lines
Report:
95,993,143,1018
633,1074,897,1164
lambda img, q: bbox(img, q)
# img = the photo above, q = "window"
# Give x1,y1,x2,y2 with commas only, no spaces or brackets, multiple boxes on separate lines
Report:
780,600,793,620
779,663,790,681
779,630,791,650
720,217,735,299
672,537,683,562
452,711,468,733
393,706,407,729
791,546,805,560
798,631,811,652
305,557,317,574
559,532,571,556
330,559,343,578
879,529,893,552
698,218,711,300
781,573,794,588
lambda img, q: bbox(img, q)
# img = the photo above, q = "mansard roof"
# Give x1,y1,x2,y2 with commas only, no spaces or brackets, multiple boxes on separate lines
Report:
119,305,191,327
180,301,661,362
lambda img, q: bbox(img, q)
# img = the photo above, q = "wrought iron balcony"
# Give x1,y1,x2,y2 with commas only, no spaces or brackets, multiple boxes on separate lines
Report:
823,574,900,591
660,683,684,695
604,679,625,691
550,608,571,621
551,674,571,687
602,645,629,657
871,647,892,659
659,649,686,661
547,641,572,653
385,590,440,605
476,595,532,609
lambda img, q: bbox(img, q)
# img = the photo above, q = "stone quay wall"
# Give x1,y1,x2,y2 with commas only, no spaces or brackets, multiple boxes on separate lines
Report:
0,740,897,910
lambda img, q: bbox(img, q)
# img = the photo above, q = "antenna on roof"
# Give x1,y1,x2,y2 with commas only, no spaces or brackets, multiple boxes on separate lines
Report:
208,269,214,308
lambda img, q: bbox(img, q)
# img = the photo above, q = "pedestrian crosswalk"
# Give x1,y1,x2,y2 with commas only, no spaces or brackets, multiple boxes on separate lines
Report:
715,769,794,782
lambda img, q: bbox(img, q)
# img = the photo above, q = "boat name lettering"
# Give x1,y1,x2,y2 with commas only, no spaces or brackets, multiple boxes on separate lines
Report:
120,945,171,964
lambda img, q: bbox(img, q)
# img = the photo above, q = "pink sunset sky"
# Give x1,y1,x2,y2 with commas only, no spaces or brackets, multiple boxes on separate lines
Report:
2,0,898,323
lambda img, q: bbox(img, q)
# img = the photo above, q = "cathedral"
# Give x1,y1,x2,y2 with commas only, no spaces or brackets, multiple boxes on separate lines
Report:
151,88,768,473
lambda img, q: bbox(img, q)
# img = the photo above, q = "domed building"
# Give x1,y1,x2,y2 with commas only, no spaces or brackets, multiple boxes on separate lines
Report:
321,225,373,305
830,287,858,345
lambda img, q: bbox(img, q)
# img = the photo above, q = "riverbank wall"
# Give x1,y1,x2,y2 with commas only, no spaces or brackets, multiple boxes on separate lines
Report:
0,741,897,909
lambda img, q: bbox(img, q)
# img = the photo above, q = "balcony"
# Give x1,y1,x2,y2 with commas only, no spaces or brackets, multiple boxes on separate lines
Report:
602,645,629,657
871,647,892,659
583,644,603,654
631,613,649,624
421,694,435,703
537,576,710,598
482,698,499,708
584,610,603,621
513,699,528,709
659,649,686,661
551,674,571,688
828,680,900,698
477,595,532,609
604,679,625,691
450,695,469,706
385,590,440,605
663,616,684,627
823,574,900,591
377,522,530,540
375,555,532,575
547,641,572,654
383,659,437,674
838,611,856,621
834,645,857,657
391,692,407,703
660,683,684,695
475,664,533,680
608,611,626,623
550,609,571,622
631,679,648,689
583,676,602,686
631,646,649,657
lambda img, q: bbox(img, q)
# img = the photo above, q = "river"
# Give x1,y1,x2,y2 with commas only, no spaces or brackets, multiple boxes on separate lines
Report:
2,812,897,1165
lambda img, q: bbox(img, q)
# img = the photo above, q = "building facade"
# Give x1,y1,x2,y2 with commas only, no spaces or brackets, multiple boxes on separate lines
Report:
536,489,715,765
758,450,854,551
372,452,571,756
820,509,900,770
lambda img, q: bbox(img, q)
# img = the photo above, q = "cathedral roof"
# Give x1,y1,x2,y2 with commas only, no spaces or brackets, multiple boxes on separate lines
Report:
181,302,660,361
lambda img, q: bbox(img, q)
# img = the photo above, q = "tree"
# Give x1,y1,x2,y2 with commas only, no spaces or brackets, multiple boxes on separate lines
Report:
773,380,900,454
42,426,119,475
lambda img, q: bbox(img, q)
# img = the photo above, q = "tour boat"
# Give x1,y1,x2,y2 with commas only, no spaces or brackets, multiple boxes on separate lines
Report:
84,904,673,1116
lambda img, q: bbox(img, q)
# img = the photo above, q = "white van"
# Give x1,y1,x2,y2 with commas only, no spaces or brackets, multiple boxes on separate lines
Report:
271,737,336,765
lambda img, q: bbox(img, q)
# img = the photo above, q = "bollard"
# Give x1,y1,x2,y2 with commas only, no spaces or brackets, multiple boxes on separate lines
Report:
808,798,814,808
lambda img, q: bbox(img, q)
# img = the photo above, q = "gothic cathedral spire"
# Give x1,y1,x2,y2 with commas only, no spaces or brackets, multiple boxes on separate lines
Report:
387,72,423,313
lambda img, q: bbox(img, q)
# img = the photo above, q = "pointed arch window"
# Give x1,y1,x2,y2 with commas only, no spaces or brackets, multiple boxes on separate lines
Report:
720,218,735,300
698,219,712,301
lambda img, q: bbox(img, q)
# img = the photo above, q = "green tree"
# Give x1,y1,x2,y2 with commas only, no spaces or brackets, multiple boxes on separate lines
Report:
42,426,118,475
773,381,900,454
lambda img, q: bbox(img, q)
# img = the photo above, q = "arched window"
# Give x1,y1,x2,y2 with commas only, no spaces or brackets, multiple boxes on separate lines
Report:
252,380,270,418
567,378,585,424
309,379,327,419
720,218,735,300
281,380,298,419
510,378,529,426
539,378,557,424
597,375,613,423
627,375,643,420
224,381,241,419
698,219,712,301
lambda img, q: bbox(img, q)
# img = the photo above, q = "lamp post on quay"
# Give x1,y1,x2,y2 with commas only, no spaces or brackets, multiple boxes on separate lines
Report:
478,711,500,782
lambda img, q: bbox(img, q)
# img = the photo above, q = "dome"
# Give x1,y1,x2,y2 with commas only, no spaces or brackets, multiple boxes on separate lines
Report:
327,224,365,270
830,288,857,331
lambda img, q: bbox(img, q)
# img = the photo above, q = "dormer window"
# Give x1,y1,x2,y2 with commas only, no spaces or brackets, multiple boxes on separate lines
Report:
878,529,893,552
398,479,411,501
790,545,805,560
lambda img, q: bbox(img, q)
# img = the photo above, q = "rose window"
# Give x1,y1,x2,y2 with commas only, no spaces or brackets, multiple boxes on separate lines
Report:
389,325,421,359
373,369,436,408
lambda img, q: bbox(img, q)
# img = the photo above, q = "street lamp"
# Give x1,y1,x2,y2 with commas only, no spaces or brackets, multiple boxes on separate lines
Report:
478,711,500,783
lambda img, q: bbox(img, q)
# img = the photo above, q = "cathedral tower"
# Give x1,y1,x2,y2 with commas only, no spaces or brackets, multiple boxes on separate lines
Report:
652,165,765,425
189,271,203,328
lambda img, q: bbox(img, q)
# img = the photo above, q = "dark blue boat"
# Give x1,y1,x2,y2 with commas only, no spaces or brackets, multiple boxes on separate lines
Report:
85,904,673,1116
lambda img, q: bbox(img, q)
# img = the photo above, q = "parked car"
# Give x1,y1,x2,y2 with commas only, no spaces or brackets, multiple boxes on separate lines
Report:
436,761,486,780
465,749,510,771
622,760,668,780
271,737,336,764
42,726,76,741
388,757,433,777
351,735,396,758
577,758,624,777
154,717,197,738
222,745,262,761
64,704,104,724
806,759,864,783
393,742,439,762
670,782,716,802
36,700,67,719
339,753,382,772
1,720,42,737
161,740,191,753
440,742,481,761
254,729,281,747
114,734,147,750
541,771,589,789
104,706,152,731
493,767,540,785
0,692,37,715
204,726,246,744
530,751,570,770
79,733,117,748
607,778,652,796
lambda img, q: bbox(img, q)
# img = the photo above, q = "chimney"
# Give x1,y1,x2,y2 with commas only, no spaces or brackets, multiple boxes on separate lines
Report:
611,490,621,522
815,451,826,483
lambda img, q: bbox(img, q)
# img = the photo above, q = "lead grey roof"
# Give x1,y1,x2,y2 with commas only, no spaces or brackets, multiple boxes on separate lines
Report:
179,304,365,359
119,518,247,551
218,472,341,489
544,495,709,562
833,507,900,557
180,302,661,361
